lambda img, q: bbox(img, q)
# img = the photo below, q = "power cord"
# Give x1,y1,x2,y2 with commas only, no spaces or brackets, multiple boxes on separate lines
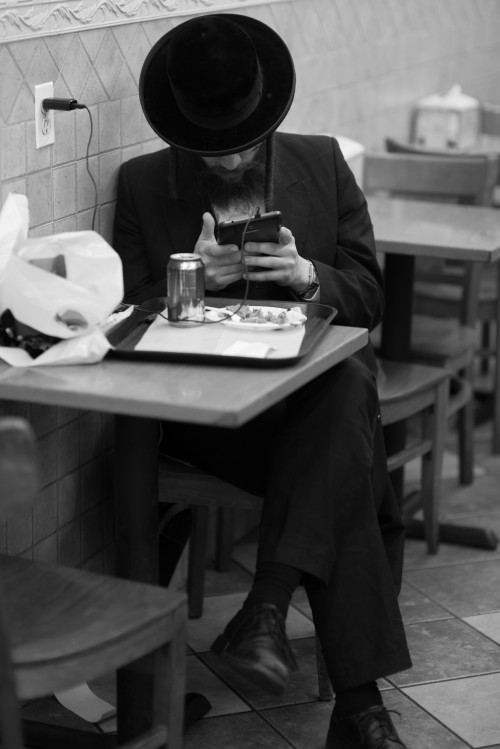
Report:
42,98,98,230
42,97,255,324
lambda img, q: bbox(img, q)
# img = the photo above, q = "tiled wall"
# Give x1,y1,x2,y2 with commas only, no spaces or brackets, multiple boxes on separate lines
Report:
1,0,500,568
0,400,115,571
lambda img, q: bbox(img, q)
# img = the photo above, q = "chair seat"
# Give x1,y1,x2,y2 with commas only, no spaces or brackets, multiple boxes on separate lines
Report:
1,554,186,699
159,453,262,509
377,359,449,421
410,315,477,366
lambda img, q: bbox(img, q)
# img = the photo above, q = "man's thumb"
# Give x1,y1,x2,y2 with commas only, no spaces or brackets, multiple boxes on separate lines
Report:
200,212,216,240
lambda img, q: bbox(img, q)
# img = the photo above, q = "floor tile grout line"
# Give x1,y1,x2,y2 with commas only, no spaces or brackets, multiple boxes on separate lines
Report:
459,616,500,647
389,668,500,689
393,685,474,748
255,705,304,748
189,650,265,713
400,577,496,618
403,553,500,572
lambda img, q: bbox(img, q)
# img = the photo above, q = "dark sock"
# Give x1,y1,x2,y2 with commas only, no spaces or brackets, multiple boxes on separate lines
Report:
333,681,383,718
224,562,302,638
243,561,303,617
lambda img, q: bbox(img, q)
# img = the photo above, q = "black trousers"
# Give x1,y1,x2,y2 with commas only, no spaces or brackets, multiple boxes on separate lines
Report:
161,354,412,691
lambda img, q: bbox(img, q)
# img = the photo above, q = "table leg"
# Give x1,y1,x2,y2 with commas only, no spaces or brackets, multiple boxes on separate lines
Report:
380,254,414,362
405,518,498,549
114,414,160,743
113,415,212,742
381,254,414,500
114,414,160,584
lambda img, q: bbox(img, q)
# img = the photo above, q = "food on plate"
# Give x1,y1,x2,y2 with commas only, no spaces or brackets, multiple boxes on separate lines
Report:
225,305,306,326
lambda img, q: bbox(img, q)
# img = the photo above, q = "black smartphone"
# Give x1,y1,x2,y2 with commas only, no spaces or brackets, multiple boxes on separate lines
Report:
217,210,282,247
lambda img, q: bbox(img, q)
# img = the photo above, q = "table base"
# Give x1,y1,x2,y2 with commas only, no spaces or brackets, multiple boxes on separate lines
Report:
405,517,499,550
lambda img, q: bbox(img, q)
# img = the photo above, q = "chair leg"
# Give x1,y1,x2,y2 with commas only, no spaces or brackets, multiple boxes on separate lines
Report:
458,365,475,485
315,635,333,701
493,319,500,454
187,506,210,619
480,322,491,374
421,379,448,554
151,609,186,749
0,591,25,749
216,507,235,572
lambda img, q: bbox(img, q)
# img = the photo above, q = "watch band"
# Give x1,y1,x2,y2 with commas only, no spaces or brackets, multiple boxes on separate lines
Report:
296,260,319,300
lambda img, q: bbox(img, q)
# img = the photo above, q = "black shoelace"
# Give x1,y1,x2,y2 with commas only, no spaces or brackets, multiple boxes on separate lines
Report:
346,707,404,748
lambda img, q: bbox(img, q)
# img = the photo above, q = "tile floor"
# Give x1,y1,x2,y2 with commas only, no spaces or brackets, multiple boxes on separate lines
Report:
182,410,500,749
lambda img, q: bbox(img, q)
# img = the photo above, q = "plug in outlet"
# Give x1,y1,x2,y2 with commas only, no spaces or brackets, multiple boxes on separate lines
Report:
35,82,55,149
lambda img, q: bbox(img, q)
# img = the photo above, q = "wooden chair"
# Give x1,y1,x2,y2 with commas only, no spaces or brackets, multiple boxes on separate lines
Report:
0,416,187,749
364,149,500,482
376,359,449,549
476,105,500,449
385,137,500,454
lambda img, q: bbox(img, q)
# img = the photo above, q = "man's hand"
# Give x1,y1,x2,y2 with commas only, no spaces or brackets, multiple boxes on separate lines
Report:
242,226,310,294
194,212,243,291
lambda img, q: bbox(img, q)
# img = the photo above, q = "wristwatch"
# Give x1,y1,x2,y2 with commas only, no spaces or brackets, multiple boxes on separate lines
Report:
296,260,320,300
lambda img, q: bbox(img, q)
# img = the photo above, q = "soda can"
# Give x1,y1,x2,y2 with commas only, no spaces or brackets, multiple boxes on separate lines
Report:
167,253,205,324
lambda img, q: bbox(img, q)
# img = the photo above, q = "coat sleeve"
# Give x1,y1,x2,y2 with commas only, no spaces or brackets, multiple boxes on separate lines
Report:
113,158,169,304
311,138,385,332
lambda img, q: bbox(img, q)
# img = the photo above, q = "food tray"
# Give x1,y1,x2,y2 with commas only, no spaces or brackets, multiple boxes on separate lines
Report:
106,297,338,368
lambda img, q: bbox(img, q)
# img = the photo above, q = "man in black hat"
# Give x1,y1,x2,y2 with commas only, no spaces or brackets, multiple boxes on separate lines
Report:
113,14,411,749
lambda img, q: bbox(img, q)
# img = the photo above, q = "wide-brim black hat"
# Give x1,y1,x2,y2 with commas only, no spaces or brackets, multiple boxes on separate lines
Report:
139,14,296,156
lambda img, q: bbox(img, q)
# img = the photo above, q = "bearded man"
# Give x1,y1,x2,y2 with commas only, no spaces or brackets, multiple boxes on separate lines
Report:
113,14,411,749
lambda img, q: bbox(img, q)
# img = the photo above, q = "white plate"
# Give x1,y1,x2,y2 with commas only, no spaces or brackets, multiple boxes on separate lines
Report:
205,305,306,331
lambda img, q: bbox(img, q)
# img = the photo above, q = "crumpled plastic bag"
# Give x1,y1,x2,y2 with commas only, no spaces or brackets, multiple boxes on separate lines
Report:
0,193,124,367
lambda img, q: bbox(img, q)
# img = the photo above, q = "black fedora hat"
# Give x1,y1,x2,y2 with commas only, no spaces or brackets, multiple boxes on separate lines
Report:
139,14,296,156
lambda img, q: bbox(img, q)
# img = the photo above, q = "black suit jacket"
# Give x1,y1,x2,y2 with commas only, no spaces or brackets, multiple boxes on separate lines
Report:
113,133,384,372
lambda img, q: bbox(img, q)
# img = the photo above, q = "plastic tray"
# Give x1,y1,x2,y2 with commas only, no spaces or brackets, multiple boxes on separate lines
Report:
106,297,338,368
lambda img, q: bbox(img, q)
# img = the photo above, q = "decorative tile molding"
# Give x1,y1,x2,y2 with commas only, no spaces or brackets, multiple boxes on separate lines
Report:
0,0,288,41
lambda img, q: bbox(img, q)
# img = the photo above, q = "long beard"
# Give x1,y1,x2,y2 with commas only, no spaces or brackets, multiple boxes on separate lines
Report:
196,154,266,217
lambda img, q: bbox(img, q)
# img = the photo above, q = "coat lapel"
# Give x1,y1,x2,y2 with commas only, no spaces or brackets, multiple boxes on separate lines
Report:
155,141,313,256
273,148,311,253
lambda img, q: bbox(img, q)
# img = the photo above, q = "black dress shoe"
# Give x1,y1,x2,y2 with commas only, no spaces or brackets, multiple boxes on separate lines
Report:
211,603,298,695
326,705,407,748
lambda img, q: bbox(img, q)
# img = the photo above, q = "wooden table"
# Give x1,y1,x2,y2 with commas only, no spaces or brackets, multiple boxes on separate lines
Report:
369,195,500,359
0,322,368,741
369,194,500,549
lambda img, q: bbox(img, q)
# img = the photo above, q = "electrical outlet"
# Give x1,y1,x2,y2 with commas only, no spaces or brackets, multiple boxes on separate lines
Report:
34,82,55,149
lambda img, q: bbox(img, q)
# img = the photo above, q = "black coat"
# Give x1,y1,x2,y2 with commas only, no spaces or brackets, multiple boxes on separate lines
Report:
113,133,384,374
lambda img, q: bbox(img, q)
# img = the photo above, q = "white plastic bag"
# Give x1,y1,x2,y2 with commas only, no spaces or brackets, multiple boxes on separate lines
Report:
0,193,124,366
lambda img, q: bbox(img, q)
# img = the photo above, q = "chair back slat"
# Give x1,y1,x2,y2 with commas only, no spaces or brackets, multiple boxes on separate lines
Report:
366,149,499,206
